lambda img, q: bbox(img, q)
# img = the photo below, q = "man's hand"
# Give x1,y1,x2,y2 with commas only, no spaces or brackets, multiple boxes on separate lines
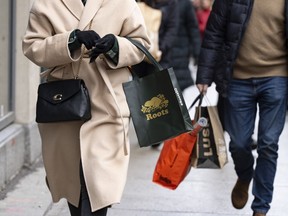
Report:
196,84,208,95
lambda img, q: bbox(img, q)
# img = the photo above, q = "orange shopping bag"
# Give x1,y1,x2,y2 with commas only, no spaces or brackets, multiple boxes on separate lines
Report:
152,117,207,190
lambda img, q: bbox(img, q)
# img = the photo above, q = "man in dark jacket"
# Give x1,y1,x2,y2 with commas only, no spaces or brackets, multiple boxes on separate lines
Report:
196,1,288,216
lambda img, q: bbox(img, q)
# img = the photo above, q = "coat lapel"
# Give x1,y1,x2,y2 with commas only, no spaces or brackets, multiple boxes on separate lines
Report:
78,0,104,30
62,0,84,20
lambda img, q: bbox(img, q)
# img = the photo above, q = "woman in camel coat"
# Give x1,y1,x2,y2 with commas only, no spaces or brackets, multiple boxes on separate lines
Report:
22,0,150,215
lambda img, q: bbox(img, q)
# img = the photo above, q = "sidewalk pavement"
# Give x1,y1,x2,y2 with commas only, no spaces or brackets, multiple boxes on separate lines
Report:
1,83,288,216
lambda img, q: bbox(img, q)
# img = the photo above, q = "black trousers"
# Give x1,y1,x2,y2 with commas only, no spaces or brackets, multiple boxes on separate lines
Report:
68,163,108,216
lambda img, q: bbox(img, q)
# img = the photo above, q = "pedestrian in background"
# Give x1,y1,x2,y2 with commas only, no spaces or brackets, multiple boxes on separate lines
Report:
196,1,288,216
22,0,150,215
139,0,179,68
171,0,201,92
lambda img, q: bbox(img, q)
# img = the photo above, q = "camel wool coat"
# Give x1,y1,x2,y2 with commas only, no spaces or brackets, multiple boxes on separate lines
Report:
22,0,150,211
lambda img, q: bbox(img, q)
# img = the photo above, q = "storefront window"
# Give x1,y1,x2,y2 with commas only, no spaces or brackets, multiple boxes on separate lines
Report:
0,0,14,130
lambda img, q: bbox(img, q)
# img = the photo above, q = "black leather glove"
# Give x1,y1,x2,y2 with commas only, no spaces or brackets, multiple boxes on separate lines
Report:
89,34,115,62
76,30,100,50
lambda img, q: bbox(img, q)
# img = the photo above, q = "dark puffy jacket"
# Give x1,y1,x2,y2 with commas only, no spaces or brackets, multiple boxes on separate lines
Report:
145,0,179,68
196,0,288,97
171,0,201,91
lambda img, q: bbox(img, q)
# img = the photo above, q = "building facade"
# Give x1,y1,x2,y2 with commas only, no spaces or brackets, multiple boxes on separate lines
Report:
0,0,41,189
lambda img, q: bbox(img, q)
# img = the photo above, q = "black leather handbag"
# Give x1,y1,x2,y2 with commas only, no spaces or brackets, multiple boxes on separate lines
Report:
36,78,91,123
36,20,93,123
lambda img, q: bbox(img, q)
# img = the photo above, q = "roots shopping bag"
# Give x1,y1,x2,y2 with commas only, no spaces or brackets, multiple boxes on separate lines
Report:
123,38,193,147
153,117,207,190
191,95,228,168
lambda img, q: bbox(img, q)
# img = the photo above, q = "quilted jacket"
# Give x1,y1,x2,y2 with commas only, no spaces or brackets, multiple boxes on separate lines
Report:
196,0,288,96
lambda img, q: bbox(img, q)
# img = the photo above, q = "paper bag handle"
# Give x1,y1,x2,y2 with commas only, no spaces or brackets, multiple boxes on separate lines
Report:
189,93,203,110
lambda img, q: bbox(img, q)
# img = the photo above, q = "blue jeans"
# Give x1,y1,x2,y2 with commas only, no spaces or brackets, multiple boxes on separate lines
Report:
225,77,288,214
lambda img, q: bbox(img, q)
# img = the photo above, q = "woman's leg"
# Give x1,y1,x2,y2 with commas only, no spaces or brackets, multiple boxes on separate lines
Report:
91,207,108,216
68,202,81,216
68,201,107,216
68,161,108,216
80,163,108,216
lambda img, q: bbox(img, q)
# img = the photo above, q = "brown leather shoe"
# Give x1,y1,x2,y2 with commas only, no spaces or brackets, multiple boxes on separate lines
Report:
231,178,251,209
253,212,266,216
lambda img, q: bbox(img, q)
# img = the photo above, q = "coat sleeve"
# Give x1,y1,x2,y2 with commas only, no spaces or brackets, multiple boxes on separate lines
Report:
103,3,151,69
196,0,230,85
22,8,78,69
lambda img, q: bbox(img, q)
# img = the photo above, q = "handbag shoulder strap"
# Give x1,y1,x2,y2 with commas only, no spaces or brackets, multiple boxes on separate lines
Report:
126,37,163,71
74,20,93,79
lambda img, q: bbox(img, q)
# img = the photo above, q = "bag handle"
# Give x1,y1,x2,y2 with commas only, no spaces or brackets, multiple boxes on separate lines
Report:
126,37,163,71
189,93,203,110
190,93,204,123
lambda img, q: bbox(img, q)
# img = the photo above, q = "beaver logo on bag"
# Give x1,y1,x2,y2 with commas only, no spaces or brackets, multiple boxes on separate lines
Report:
141,94,169,120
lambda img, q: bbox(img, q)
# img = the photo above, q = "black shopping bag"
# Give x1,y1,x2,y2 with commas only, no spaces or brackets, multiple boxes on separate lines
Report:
191,95,228,168
123,38,193,147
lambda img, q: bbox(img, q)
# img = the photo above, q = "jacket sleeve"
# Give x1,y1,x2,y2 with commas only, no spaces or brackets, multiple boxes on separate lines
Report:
196,0,230,85
103,3,151,69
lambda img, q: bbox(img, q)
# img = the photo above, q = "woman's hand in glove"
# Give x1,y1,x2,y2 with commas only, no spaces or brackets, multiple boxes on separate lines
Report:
76,30,100,50
89,34,115,62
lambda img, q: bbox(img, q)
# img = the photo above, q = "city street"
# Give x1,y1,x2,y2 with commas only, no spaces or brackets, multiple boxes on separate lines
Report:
0,72,288,216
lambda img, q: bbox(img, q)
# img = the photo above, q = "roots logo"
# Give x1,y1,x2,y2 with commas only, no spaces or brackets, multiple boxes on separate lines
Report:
141,94,169,120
